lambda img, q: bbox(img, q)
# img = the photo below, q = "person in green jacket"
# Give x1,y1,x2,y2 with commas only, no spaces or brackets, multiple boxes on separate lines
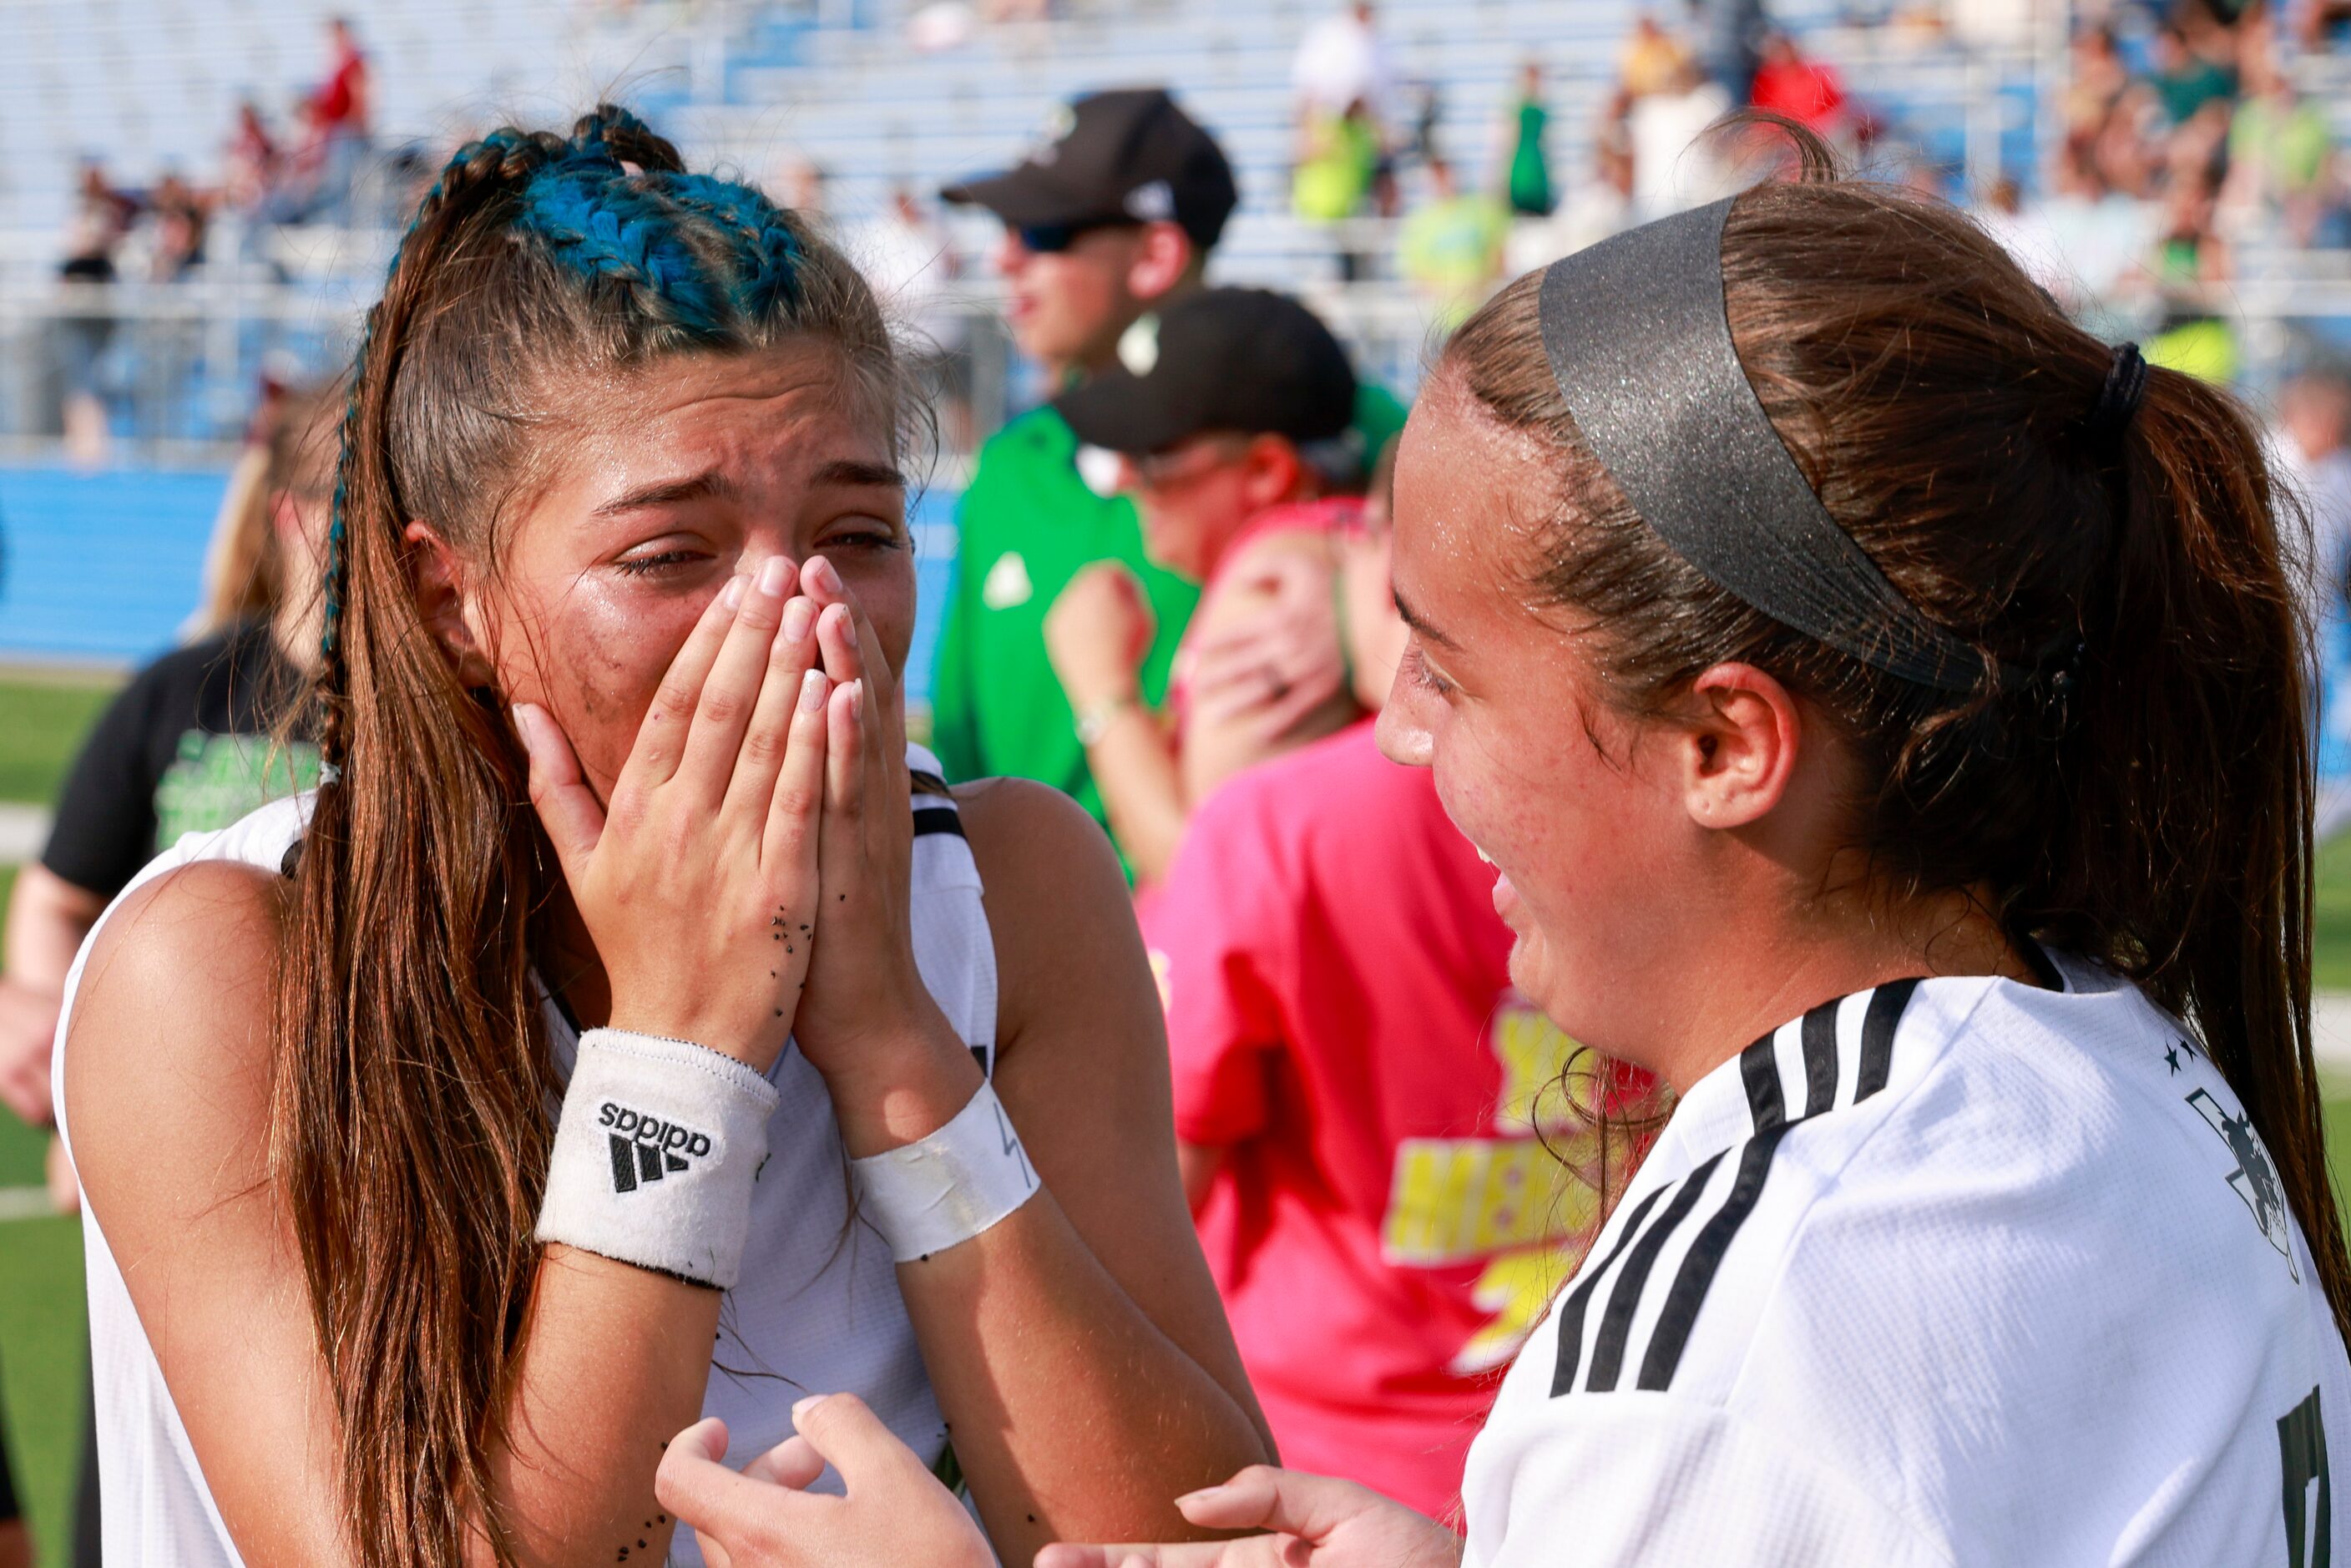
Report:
938,87,1408,845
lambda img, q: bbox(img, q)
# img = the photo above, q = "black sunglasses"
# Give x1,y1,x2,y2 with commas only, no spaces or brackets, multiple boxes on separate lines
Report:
1016,215,1144,254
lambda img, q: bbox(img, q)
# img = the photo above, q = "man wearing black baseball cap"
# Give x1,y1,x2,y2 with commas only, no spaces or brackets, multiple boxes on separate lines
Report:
1039,288,1373,884
930,88,1408,858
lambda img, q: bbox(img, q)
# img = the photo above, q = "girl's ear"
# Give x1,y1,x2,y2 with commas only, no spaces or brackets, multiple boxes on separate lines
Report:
402,520,498,686
1677,662,1804,832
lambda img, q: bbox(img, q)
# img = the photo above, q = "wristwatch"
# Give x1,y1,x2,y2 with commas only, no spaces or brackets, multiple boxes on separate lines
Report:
1074,695,1139,746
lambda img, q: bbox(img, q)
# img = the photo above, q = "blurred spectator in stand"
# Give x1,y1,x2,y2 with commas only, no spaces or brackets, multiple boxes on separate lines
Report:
145,171,210,281
2062,26,2131,152
2275,371,2351,837
1512,132,1634,271
1698,0,1767,100
2278,369,2351,630
936,89,1408,853
1143,448,1653,1515
2288,0,2351,49
1398,157,1509,329
1628,59,1734,220
2035,142,2158,310
2146,23,2236,129
858,185,973,451
2227,41,2345,246
1400,80,1445,169
1496,59,1555,217
56,161,132,468
1292,2,1396,136
1616,14,1696,101
275,16,372,223
1749,30,1852,144
1293,2,1398,242
1295,99,1385,276
224,99,280,216
1041,289,1371,886
780,156,829,222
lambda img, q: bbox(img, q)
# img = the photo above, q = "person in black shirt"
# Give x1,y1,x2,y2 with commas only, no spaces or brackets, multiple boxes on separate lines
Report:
0,382,332,1568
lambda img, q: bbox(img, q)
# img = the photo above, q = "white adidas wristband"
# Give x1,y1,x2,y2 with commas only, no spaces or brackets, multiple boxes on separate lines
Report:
537,1028,780,1290
852,1080,1041,1262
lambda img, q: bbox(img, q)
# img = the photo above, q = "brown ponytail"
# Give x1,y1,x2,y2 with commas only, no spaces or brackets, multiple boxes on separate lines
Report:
1442,149,2351,1344
270,107,916,1565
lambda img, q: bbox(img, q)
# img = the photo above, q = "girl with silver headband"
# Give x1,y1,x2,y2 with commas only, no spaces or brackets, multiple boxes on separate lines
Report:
658,143,2351,1565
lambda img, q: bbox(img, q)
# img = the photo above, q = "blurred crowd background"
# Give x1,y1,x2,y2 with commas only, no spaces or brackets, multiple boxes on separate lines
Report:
2,0,2347,464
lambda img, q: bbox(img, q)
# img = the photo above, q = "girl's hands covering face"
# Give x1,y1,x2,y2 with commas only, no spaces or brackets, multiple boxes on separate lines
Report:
788,555,963,1100
514,558,829,1072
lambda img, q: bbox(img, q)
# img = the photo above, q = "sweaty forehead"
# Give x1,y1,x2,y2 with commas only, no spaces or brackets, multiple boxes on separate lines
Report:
1392,373,1555,615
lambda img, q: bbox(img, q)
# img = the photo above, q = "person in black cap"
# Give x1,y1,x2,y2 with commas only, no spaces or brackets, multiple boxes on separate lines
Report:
1039,287,1373,885
931,89,1408,864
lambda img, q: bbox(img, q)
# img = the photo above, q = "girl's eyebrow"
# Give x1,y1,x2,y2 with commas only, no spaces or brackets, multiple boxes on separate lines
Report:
811,459,908,490
594,469,739,515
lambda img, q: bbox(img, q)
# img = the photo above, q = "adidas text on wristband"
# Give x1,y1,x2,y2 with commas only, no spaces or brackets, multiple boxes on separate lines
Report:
536,1029,781,1289
852,1080,1042,1262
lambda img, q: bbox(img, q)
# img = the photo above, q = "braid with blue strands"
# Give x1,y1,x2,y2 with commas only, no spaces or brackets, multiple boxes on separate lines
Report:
316,124,568,781
660,172,806,321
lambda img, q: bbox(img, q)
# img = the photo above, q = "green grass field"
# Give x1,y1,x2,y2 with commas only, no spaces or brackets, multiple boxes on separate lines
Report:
5,670,2351,1560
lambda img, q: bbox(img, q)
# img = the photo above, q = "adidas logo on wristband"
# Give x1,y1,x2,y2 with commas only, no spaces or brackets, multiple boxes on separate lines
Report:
599,1100,715,1194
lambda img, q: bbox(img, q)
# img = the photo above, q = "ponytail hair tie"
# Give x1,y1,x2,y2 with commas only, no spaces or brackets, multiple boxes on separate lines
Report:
2083,342,2149,445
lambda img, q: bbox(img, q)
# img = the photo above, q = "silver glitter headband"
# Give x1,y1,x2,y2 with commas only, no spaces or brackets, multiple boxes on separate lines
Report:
1536,197,1984,691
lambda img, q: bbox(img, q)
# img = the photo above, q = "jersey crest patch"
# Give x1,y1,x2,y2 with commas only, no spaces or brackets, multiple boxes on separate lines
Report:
2186,1087,2298,1280
982,551,1034,610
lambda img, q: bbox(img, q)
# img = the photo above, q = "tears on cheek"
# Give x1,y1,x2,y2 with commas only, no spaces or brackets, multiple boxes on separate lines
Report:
518,581,710,795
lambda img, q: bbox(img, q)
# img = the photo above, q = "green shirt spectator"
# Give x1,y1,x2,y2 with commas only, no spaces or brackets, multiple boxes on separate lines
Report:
1399,159,1509,331
1294,107,1383,222
2230,91,2332,198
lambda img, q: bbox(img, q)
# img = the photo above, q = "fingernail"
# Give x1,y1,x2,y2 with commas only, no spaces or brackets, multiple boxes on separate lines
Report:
757,555,792,597
510,702,544,747
801,668,829,711
810,555,842,594
782,597,815,642
791,1394,826,1424
843,680,865,720
720,574,747,611
1176,1486,1225,1508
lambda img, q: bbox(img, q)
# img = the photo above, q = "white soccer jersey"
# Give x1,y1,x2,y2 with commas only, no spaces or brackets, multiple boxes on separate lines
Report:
55,746,995,1568
1463,957,2351,1567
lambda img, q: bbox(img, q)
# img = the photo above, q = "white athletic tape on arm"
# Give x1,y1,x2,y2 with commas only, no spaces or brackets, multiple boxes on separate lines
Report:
536,1029,780,1289
851,1080,1041,1262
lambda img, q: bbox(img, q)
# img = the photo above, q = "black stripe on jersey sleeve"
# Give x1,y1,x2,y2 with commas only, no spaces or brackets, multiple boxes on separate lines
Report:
1738,1031,1787,1133
913,806,968,840
1637,1124,1792,1390
1550,1183,1672,1397
1585,1149,1729,1393
1855,978,1920,1101
1617,980,1920,1396
1800,1000,1840,1118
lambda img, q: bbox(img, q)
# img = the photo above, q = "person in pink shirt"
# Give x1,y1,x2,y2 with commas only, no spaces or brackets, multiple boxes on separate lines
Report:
1140,479,1652,1516
1042,287,1373,886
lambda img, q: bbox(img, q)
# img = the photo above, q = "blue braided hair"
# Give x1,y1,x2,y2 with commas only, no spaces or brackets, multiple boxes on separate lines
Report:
659,171,805,320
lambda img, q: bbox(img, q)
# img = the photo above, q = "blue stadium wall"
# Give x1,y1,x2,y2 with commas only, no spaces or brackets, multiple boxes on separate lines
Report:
0,464,958,707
